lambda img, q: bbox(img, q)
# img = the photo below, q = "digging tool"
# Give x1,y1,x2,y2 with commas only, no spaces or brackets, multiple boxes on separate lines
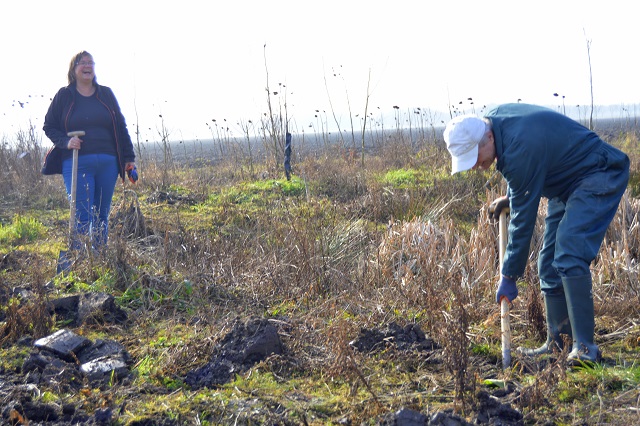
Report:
498,207,511,369
56,130,85,274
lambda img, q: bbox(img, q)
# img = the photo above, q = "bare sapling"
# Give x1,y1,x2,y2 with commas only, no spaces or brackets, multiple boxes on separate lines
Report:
361,68,371,168
584,29,594,130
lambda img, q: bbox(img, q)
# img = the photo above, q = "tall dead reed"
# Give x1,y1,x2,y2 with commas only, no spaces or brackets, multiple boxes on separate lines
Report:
1,124,66,211
593,192,640,318
376,216,478,404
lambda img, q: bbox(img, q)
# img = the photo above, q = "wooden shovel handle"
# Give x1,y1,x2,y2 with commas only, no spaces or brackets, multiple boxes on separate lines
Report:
67,131,84,240
68,149,78,239
499,208,511,370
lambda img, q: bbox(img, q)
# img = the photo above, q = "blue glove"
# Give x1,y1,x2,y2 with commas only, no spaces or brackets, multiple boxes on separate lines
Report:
126,165,138,183
496,275,518,304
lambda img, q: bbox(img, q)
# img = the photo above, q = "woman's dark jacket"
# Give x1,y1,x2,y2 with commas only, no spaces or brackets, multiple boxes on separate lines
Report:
42,83,135,180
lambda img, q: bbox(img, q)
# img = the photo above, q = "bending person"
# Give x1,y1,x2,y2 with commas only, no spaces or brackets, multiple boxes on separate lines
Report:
443,104,629,364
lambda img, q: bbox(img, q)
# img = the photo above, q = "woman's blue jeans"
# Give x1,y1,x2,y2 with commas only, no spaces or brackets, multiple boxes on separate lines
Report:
62,153,119,251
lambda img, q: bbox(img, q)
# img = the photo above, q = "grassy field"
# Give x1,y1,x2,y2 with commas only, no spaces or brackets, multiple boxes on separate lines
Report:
1,121,640,424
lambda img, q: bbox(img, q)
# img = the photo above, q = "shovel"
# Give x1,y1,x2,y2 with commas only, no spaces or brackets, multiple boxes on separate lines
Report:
57,131,85,274
498,208,511,369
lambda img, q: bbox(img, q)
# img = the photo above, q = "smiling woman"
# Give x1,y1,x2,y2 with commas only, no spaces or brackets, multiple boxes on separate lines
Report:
68,52,98,92
41,50,137,266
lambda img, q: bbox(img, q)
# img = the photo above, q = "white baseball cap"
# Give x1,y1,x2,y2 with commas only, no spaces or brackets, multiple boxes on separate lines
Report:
443,115,487,174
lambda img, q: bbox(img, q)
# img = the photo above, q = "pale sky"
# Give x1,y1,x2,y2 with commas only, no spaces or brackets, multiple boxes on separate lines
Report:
1,0,639,143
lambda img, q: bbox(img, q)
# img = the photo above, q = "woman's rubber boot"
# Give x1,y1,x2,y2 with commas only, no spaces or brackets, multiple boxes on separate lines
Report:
517,289,571,356
563,274,601,365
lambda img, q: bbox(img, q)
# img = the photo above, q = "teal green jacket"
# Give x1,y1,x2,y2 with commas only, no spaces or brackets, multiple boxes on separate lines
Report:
485,103,626,278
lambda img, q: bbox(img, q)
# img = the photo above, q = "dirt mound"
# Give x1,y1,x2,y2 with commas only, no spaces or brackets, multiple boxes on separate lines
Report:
350,322,438,353
474,390,524,424
185,317,284,389
146,190,200,206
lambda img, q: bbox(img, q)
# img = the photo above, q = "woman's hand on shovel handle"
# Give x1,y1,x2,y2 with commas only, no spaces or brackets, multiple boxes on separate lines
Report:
67,135,83,150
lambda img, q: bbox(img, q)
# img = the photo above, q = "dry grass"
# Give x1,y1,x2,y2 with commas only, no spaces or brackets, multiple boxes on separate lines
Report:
1,123,640,424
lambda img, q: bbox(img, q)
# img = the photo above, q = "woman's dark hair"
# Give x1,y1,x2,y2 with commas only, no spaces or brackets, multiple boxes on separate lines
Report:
67,51,97,85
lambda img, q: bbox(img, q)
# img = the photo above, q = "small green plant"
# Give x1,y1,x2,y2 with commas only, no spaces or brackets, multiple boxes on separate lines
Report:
0,215,45,245
0,345,31,373
267,300,297,317
62,275,92,293
381,168,420,188
39,391,59,404
570,361,640,391
133,355,156,382
277,176,306,196
241,177,306,199
203,177,306,225
149,333,183,348
91,268,117,291
471,343,494,356
557,386,584,403
162,376,184,391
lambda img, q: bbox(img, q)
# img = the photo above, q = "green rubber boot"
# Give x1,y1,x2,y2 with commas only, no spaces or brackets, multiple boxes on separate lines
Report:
563,274,601,364
518,289,572,356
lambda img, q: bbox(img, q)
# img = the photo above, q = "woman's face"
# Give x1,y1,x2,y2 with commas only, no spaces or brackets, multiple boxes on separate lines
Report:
74,55,95,84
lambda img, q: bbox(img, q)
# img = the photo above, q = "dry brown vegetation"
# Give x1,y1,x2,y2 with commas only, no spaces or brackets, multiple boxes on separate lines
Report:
1,121,640,425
